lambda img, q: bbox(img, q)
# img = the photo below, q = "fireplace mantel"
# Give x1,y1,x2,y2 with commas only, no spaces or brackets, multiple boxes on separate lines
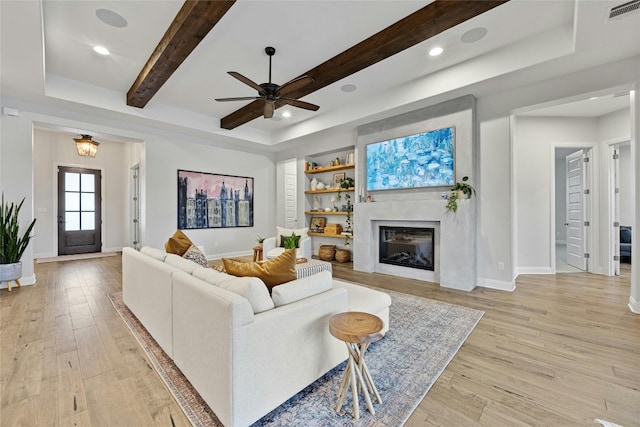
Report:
353,199,476,291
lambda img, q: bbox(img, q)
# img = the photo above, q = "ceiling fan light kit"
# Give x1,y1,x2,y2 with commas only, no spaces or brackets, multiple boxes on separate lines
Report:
216,46,319,119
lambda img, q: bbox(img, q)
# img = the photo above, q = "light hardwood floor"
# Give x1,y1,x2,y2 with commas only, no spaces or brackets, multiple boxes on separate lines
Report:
1,256,638,426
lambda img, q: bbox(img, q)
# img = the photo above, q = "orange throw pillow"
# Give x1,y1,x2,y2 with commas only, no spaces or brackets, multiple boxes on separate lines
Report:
164,230,193,256
223,249,296,290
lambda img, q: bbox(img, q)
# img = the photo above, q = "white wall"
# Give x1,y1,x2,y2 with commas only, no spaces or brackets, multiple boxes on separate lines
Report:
32,129,132,257
555,158,567,243
619,144,632,226
514,116,597,271
143,137,276,258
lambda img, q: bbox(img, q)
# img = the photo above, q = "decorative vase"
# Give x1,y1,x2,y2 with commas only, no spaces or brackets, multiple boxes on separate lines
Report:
335,249,351,263
310,178,318,191
0,262,22,283
316,182,325,190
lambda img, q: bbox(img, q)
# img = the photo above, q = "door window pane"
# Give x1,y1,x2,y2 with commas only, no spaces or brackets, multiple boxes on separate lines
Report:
65,173,79,191
81,193,95,211
65,212,80,231
81,212,95,230
65,192,80,211
81,173,95,192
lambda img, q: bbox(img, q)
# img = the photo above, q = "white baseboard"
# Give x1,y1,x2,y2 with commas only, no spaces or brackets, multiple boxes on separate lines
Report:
514,267,554,275
103,247,123,253
476,277,516,292
0,273,36,289
629,295,640,314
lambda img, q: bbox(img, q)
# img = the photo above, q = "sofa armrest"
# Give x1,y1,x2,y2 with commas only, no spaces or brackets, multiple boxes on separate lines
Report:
263,236,277,255
299,236,312,259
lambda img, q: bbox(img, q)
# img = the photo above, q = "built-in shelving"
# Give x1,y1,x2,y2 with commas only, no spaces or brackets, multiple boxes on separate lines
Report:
305,211,349,215
308,232,352,239
304,187,355,195
305,164,354,174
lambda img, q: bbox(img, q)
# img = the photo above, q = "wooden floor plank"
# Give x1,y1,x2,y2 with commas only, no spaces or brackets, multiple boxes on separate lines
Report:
0,255,637,426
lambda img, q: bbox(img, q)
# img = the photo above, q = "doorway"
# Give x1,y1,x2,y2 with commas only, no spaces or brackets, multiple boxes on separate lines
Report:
554,146,593,273
57,166,102,255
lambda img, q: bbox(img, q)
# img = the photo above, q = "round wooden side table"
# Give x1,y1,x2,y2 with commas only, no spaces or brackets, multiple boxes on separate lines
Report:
329,311,384,419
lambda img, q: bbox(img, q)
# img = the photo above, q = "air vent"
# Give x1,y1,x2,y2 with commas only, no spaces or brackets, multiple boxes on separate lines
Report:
607,0,640,22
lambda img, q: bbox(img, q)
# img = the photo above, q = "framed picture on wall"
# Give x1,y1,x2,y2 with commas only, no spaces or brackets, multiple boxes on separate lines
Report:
177,169,254,229
309,217,326,232
333,173,346,189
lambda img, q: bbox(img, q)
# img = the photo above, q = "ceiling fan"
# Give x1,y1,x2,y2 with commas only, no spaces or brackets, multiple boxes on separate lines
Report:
215,47,319,119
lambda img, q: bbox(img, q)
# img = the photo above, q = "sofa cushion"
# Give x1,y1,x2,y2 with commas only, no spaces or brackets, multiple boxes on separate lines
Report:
165,253,201,274
192,266,237,287
223,249,296,290
276,226,308,247
271,271,332,307
140,246,167,261
183,245,208,267
164,230,193,256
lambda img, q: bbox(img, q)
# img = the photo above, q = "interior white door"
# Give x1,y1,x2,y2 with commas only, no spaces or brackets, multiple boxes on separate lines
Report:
566,150,586,270
284,160,297,229
612,145,621,276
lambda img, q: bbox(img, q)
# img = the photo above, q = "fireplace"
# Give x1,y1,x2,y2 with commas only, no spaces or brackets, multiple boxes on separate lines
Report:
379,226,434,271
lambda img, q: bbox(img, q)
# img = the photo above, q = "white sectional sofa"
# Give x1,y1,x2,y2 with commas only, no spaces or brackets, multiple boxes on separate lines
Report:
121,246,391,427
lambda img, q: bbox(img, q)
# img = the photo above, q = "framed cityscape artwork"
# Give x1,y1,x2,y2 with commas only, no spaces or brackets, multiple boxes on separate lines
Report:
177,169,254,229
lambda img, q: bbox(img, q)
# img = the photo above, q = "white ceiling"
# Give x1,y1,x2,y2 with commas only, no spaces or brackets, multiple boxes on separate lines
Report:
1,0,639,148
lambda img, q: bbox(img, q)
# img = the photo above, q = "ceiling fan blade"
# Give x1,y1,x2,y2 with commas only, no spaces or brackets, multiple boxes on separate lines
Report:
276,75,314,97
263,101,274,118
280,98,320,111
215,96,261,102
228,72,265,94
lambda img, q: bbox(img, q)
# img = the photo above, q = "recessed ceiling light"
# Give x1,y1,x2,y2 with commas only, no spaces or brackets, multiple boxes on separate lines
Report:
589,96,599,100
282,111,291,118
461,27,488,44
429,47,444,56
341,84,357,93
96,9,128,28
93,46,110,56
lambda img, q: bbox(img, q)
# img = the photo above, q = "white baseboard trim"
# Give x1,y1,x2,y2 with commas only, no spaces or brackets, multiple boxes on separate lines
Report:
103,247,123,253
0,273,36,289
514,267,554,275
477,277,516,292
34,252,56,259
207,250,252,261
629,295,640,314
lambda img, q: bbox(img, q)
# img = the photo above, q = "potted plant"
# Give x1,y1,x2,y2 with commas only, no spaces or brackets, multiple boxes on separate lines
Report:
282,232,299,250
445,176,476,213
0,195,37,290
256,235,265,247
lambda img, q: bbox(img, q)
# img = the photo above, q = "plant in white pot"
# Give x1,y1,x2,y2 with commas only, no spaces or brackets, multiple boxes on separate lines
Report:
0,195,37,291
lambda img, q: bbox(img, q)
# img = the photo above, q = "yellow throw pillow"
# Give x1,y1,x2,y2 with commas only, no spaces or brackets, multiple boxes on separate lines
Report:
164,230,193,256
223,249,297,290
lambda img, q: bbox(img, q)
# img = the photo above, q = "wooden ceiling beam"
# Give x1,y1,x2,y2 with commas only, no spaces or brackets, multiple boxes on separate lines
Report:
127,0,236,108
221,0,509,130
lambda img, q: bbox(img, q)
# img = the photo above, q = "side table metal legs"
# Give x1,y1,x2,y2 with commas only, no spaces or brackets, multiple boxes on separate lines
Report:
335,342,381,419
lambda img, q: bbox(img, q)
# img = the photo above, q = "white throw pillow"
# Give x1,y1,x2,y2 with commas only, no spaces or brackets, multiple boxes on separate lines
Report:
276,226,308,247
271,270,332,307
140,246,167,261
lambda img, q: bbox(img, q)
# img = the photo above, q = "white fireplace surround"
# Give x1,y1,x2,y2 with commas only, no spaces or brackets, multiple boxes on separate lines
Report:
354,199,476,291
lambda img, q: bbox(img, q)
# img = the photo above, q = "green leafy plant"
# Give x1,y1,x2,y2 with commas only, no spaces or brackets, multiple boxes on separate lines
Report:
256,235,265,244
445,176,476,213
0,195,37,264
282,232,299,250
337,178,354,245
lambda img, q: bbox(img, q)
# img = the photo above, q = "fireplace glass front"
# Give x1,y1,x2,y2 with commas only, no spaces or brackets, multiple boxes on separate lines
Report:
379,226,434,271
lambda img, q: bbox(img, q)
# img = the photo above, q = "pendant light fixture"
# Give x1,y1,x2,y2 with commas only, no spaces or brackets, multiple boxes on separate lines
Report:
74,134,100,157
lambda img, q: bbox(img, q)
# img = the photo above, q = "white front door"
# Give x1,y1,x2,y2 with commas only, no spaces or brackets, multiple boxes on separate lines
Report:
566,150,586,270
611,145,621,276
284,160,297,229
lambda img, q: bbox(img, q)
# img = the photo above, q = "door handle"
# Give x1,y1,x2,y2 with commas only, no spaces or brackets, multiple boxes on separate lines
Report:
564,222,569,226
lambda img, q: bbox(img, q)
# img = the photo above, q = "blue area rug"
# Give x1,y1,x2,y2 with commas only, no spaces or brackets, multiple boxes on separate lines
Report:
110,285,483,427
